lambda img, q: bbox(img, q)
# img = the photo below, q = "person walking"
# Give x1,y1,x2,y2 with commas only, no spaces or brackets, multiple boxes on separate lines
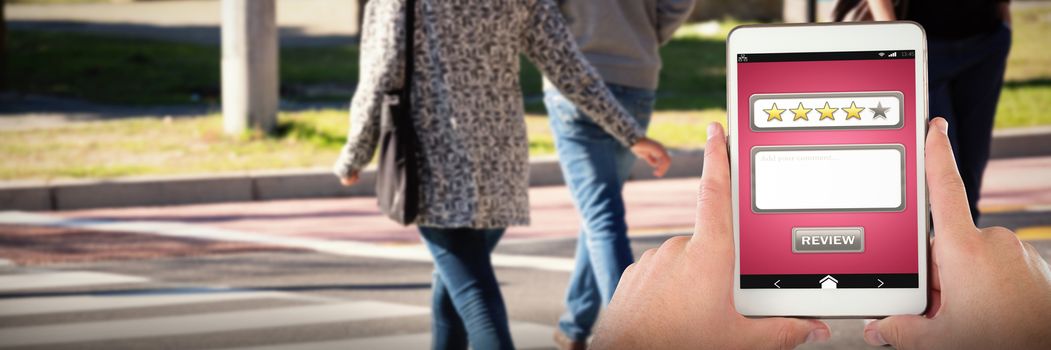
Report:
542,1,694,348
849,0,1012,222
334,0,672,349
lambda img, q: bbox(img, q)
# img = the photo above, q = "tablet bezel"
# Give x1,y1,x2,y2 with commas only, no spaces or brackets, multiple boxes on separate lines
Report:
727,22,929,318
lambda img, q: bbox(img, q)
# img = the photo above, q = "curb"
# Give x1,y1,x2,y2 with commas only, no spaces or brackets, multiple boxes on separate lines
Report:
989,126,1051,159
0,150,703,212
2,128,1048,211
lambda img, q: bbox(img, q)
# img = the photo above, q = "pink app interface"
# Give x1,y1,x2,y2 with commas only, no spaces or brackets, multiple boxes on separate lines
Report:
736,50,919,289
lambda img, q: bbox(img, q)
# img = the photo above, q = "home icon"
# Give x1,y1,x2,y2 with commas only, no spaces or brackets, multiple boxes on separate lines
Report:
820,275,839,289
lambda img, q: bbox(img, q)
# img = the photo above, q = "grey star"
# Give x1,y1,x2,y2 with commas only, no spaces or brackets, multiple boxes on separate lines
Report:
870,102,890,120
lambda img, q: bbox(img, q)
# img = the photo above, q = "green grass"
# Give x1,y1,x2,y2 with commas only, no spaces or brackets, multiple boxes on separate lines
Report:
1004,7,1051,82
2,8,1050,180
996,80,1051,128
5,21,731,109
0,111,345,180
8,10,1048,117
6,30,360,105
994,6,1051,129
0,109,725,181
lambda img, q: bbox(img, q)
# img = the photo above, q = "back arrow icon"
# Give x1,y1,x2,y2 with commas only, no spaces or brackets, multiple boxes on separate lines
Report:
877,279,884,288
774,280,781,288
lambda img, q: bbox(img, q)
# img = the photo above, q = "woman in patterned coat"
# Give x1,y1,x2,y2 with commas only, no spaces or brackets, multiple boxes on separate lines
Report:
334,0,671,348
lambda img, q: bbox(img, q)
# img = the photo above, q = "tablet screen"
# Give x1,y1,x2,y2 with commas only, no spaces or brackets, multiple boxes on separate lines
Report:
735,50,919,289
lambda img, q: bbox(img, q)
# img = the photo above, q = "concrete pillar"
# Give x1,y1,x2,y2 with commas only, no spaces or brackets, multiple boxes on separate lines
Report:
222,0,279,135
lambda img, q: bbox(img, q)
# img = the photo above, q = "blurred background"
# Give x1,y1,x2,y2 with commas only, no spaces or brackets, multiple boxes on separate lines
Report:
0,0,1048,349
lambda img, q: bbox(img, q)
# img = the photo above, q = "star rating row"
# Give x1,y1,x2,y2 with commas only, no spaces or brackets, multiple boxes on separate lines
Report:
763,101,891,122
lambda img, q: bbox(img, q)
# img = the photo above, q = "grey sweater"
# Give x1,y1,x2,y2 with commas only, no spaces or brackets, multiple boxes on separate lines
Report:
546,0,694,90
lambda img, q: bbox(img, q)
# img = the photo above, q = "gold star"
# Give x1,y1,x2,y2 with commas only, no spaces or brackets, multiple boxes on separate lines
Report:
816,102,838,121
843,101,864,120
764,103,785,122
790,102,812,121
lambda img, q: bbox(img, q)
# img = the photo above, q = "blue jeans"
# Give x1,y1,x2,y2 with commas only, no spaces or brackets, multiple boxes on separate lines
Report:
543,83,655,341
419,227,513,350
928,23,1011,222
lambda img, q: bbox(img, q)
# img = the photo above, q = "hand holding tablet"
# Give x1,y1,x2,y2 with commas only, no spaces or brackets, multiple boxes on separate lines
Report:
591,123,832,349
592,22,1050,348
591,120,1051,349
862,118,1051,349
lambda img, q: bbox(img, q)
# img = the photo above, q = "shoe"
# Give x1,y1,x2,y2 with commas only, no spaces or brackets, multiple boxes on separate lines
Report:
553,330,586,350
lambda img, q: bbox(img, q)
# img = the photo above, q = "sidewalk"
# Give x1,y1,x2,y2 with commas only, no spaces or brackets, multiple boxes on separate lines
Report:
22,155,1051,246
978,155,1051,212
47,177,698,245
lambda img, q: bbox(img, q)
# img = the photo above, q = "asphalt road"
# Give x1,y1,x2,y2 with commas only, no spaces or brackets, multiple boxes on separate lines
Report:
2,227,1050,350
2,164,1050,349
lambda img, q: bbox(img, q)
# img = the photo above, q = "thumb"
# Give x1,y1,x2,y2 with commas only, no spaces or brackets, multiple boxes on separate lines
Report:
865,316,931,349
749,317,830,349
690,123,732,250
925,118,978,240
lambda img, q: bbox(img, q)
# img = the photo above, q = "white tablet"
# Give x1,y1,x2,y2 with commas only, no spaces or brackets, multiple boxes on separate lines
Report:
727,22,929,317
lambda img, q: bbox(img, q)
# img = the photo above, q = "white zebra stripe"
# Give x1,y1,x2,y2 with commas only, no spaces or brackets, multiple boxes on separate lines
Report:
223,321,557,350
0,300,429,347
0,271,148,292
0,290,294,317
0,211,576,272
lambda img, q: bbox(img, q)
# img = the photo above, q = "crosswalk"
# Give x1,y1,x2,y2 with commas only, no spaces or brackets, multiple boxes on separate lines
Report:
226,322,557,350
0,271,148,292
0,212,577,272
0,290,291,317
0,269,557,349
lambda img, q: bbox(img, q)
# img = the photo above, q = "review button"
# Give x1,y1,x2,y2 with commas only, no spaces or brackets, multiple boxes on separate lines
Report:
792,227,864,253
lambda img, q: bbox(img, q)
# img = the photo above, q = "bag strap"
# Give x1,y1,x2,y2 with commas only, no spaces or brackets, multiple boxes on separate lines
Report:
399,0,415,109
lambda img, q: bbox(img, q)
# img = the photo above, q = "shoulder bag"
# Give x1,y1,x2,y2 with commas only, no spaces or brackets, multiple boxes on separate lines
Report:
375,0,420,225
